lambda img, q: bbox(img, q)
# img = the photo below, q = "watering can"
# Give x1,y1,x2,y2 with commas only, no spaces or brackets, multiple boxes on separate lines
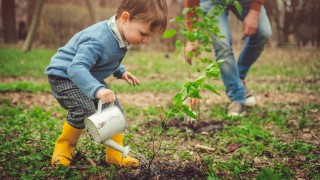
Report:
84,100,129,157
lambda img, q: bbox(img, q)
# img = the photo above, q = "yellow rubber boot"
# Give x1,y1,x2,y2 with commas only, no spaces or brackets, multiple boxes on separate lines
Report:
106,134,139,168
51,121,83,166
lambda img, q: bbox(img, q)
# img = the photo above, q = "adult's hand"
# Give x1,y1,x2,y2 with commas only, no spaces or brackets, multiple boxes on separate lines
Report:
242,10,260,39
184,41,199,65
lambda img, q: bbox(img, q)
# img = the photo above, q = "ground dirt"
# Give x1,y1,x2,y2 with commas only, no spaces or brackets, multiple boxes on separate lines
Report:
2,91,319,110
1,78,320,179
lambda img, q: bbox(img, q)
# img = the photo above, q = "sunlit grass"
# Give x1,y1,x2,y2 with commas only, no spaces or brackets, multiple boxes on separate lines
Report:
0,48,55,77
0,47,320,179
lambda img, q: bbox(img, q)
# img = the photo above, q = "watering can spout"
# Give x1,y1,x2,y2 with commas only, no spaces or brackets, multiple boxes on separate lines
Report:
104,139,129,157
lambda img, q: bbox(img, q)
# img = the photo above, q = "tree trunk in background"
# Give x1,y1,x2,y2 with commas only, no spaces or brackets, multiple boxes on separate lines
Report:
264,0,283,46
22,0,43,52
85,0,97,24
317,25,320,47
1,0,17,43
27,0,36,29
99,0,106,7
312,0,320,47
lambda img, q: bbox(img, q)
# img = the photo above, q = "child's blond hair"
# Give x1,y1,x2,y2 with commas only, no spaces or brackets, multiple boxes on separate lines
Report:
116,0,168,33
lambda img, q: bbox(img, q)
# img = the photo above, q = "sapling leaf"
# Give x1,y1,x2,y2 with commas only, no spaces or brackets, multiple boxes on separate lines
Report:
204,83,221,96
173,93,183,106
182,8,190,15
170,16,183,23
193,22,202,28
167,112,175,119
187,32,197,42
187,85,202,99
187,51,195,59
217,59,225,66
180,29,188,36
206,68,220,78
162,29,177,39
205,46,212,52
171,108,180,115
205,63,215,71
181,105,197,119
223,0,231,5
195,7,204,18
175,40,183,52
196,46,203,55
200,58,209,63
233,1,243,15
180,85,187,95
195,75,206,85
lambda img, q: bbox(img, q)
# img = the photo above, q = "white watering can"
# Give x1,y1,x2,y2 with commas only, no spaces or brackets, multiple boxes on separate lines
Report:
84,101,129,157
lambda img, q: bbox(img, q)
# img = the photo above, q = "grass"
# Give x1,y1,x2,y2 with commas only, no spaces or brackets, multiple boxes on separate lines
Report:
0,48,55,78
0,47,320,179
0,81,51,93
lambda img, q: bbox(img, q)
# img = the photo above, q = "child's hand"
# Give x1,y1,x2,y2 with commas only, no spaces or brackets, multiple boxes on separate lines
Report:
96,88,115,104
121,71,140,86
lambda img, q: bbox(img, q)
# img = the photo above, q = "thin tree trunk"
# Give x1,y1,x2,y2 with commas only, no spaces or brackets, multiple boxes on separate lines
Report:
1,0,17,43
22,0,43,52
85,0,97,24
317,24,320,48
27,0,36,28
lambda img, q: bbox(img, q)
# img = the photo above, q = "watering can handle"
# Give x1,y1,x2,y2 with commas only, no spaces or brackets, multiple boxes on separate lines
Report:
97,100,115,113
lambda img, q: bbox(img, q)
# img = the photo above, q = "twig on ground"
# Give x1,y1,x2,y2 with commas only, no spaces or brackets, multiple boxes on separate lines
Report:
156,105,164,121
193,144,216,152
87,157,97,167
190,145,207,172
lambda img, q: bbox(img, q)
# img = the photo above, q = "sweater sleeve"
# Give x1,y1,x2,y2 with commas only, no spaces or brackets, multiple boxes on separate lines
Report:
113,64,126,79
67,37,105,99
250,0,265,12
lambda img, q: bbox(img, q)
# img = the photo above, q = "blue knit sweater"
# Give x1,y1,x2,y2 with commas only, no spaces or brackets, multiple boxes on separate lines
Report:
45,20,127,99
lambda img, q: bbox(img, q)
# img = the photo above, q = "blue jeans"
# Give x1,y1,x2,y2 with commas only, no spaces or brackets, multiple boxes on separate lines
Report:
200,0,272,103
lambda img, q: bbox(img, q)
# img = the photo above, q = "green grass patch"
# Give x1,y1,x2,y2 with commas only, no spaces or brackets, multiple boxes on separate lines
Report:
249,49,320,79
0,48,54,77
0,100,125,179
111,81,184,93
0,81,50,93
1,47,320,179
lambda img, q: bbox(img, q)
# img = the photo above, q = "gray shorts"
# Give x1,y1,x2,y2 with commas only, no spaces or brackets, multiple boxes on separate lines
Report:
48,75,123,129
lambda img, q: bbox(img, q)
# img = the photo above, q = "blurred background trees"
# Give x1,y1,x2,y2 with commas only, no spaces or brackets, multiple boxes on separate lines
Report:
1,0,16,44
0,0,319,52
264,0,320,47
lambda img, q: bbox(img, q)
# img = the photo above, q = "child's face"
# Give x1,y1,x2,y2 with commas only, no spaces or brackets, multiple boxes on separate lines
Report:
118,12,159,45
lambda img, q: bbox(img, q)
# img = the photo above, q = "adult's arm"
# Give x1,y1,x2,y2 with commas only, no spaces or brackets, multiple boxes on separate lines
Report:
250,0,264,12
184,0,200,30
243,0,265,39
184,0,265,29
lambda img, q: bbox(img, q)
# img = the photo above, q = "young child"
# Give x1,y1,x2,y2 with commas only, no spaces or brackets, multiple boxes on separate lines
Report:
45,0,168,168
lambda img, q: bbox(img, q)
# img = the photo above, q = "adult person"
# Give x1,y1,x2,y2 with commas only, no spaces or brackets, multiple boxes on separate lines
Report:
185,0,272,116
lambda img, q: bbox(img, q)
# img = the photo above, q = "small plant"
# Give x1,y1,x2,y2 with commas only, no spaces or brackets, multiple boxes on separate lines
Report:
256,161,292,180
148,0,243,171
